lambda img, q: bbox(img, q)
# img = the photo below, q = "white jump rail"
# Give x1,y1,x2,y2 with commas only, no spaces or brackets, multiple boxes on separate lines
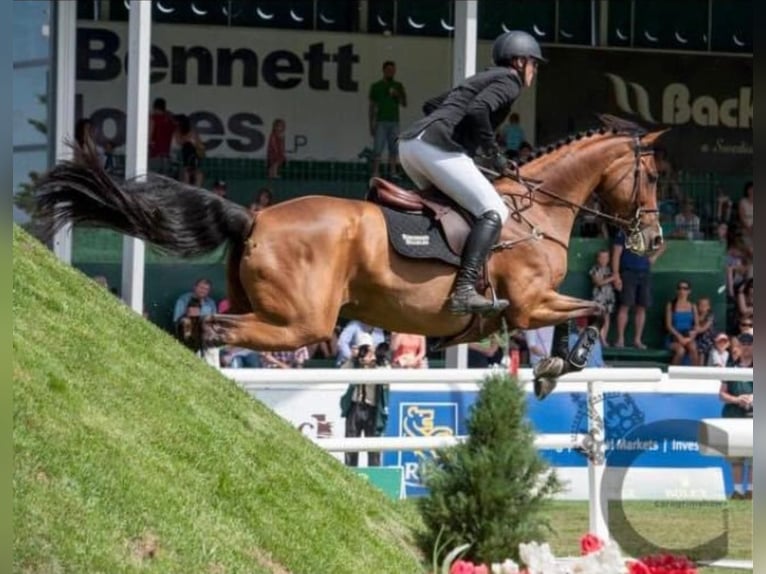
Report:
223,365,753,559
698,418,753,458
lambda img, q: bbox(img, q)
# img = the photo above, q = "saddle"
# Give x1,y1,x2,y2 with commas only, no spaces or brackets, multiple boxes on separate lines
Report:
366,177,473,264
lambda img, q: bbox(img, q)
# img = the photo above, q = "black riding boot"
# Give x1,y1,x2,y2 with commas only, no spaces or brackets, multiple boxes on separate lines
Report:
449,211,510,315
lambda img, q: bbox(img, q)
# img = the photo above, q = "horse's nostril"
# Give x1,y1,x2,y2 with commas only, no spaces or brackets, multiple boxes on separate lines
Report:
652,236,664,249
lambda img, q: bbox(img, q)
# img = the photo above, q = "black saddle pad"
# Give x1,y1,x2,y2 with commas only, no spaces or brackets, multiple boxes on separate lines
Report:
379,205,461,267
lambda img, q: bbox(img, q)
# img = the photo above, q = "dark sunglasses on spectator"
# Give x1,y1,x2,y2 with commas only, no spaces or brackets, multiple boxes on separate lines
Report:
677,285,690,290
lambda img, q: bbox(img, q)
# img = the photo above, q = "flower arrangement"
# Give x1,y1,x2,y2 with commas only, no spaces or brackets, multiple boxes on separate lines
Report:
436,534,698,574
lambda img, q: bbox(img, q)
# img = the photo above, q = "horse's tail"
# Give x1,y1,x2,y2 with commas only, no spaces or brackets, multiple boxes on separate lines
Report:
33,143,253,259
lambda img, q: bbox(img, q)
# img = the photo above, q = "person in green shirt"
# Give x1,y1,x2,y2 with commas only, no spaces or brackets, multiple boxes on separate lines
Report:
718,332,753,499
369,60,407,179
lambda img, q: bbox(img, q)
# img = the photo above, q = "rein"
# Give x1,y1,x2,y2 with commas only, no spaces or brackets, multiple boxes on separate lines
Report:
485,135,658,252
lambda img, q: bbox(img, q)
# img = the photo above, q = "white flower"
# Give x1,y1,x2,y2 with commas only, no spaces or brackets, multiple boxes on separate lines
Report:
491,559,521,574
519,541,564,573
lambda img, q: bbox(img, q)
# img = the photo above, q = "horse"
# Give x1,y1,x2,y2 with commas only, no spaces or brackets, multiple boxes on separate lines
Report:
34,115,666,395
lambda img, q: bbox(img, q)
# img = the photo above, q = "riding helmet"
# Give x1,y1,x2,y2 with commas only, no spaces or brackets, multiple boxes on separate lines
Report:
492,30,547,66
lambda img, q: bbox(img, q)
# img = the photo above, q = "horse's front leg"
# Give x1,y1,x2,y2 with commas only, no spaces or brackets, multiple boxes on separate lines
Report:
525,291,606,400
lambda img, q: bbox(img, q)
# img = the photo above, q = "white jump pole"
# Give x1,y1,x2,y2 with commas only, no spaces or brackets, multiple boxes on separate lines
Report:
698,418,753,458
313,433,587,453
587,379,609,540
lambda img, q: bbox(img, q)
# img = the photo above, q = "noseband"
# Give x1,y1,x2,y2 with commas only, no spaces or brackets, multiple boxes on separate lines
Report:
492,134,658,252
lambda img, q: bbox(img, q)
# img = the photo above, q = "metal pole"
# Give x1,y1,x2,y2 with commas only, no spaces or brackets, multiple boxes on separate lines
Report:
121,0,152,313
599,0,609,47
446,0,477,368
52,1,77,263
451,0,477,86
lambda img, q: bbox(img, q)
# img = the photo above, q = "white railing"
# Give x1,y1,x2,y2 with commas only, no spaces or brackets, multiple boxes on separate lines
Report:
222,365,753,561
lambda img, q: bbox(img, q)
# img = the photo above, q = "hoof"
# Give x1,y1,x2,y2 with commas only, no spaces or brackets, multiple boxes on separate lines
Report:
534,376,558,400
201,317,226,348
533,356,565,400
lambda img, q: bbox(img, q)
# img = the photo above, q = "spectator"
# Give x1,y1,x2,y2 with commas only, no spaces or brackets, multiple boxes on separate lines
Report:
75,118,107,167
368,60,407,179
172,114,205,186
261,347,309,369
249,187,274,214
339,333,390,467
148,97,176,175
517,141,533,162
707,332,730,367
718,332,753,499
715,221,729,245
267,118,287,179
524,326,554,367
612,229,666,348
589,249,616,345
211,179,227,197
725,241,749,300
503,113,525,157
390,332,427,368
671,200,702,239
175,296,204,351
737,181,753,252
665,280,700,366
715,186,734,226
694,297,716,365
173,279,217,325
737,278,754,323
336,320,386,366
737,315,753,337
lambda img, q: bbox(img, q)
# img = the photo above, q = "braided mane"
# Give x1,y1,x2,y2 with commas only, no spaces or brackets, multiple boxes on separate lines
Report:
518,114,648,166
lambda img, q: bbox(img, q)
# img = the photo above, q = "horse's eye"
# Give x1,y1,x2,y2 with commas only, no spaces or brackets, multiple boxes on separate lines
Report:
647,173,659,184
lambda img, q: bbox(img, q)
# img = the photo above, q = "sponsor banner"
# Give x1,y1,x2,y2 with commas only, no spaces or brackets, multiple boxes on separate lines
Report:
383,390,736,499
75,22,536,160
251,387,346,462
535,46,752,174
352,467,405,500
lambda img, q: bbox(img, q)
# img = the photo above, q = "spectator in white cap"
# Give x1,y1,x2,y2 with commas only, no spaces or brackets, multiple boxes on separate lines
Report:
339,332,389,467
336,320,386,366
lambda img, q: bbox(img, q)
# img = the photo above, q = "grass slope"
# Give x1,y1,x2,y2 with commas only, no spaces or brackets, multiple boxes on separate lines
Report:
13,227,424,574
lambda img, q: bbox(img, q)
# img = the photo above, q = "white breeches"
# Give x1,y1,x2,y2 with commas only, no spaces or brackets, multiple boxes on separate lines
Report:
398,135,509,222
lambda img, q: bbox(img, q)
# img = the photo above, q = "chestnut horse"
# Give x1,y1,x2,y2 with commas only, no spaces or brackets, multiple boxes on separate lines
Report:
35,116,665,370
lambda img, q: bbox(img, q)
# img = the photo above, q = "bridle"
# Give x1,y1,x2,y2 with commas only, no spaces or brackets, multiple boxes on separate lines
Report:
490,134,659,252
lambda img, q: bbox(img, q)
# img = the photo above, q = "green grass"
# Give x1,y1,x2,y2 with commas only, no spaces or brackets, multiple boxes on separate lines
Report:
544,501,752,574
13,226,425,574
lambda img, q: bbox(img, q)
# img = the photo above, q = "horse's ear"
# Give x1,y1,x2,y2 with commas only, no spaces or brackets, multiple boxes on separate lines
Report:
640,128,670,147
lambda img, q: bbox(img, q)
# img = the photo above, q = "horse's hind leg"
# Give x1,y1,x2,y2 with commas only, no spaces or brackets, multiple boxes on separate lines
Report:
203,312,332,352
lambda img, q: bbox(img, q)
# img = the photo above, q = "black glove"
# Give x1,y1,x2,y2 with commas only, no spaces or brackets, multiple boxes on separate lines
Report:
476,149,511,174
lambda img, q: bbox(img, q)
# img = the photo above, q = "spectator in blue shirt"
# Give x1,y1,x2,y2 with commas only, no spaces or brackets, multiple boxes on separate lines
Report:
611,229,665,348
173,278,217,324
336,321,386,366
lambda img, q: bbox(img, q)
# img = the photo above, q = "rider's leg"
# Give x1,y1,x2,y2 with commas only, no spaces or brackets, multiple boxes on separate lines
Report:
397,137,510,314
450,210,507,314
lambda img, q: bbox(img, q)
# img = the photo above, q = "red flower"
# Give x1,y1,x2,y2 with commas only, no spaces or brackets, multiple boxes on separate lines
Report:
474,565,489,574
627,560,652,574
580,533,605,555
449,559,476,574
634,553,698,574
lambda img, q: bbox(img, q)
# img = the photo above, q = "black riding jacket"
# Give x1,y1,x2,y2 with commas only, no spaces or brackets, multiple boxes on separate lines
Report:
399,66,522,158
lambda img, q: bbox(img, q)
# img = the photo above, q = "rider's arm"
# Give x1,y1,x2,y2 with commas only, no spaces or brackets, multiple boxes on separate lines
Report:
464,76,520,155
422,91,449,115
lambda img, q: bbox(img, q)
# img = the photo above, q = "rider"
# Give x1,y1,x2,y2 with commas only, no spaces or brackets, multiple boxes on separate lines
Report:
398,30,545,315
